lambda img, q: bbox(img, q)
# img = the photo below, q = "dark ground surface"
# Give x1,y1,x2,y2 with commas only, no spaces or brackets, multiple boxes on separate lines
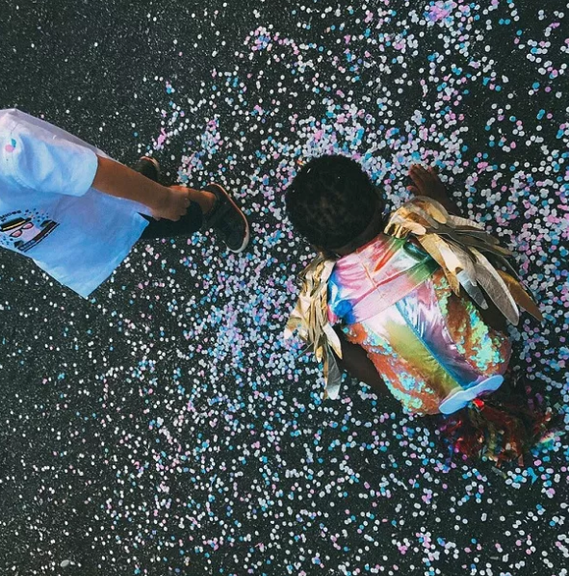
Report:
1,1,569,575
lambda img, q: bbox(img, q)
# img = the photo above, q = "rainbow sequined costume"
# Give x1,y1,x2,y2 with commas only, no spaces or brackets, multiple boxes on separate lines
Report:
286,197,542,416
328,236,511,414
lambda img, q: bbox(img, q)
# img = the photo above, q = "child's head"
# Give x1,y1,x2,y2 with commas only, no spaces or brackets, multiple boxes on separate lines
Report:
285,155,385,254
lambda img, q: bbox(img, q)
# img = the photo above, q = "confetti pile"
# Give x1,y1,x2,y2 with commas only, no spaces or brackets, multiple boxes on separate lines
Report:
0,1,568,575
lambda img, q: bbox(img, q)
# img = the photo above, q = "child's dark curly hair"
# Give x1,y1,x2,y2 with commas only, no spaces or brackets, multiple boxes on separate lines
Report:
285,155,385,251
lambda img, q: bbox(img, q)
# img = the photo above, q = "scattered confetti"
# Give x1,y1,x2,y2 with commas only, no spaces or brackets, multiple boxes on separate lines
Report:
0,1,568,575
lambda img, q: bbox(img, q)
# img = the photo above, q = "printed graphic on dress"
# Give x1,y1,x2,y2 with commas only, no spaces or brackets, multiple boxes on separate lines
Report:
0,210,59,253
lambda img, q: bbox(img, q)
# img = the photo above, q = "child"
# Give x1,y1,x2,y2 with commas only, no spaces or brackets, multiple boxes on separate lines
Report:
285,155,551,463
0,108,249,298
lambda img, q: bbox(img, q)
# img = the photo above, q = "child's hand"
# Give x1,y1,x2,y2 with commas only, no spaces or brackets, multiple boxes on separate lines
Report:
151,185,191,221
407,165,462,215
407,165,447,200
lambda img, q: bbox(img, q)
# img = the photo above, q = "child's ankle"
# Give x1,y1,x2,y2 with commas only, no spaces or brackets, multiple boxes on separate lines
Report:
200,191,217,216
187,189,216,215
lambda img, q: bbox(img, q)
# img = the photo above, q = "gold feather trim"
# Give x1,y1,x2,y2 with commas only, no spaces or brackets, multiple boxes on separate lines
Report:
470,247,520,325
284,256,343,399
417,234,461,294
384,196,543,326
496,270,544,322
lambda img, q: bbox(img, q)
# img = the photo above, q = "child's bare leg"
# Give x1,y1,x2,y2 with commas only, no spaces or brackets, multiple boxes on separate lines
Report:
334,329,389,396
133,157,216,216
134,157,250,253
478,300,509,333
184,187,216,215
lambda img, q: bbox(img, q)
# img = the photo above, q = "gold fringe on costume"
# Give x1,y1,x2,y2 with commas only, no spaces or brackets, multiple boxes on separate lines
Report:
384,196,543,326
284,255,344,399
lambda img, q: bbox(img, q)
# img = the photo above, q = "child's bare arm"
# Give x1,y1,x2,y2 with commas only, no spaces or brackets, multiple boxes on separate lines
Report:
407,164,464,217
334,329,389,396
93,156,190,221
